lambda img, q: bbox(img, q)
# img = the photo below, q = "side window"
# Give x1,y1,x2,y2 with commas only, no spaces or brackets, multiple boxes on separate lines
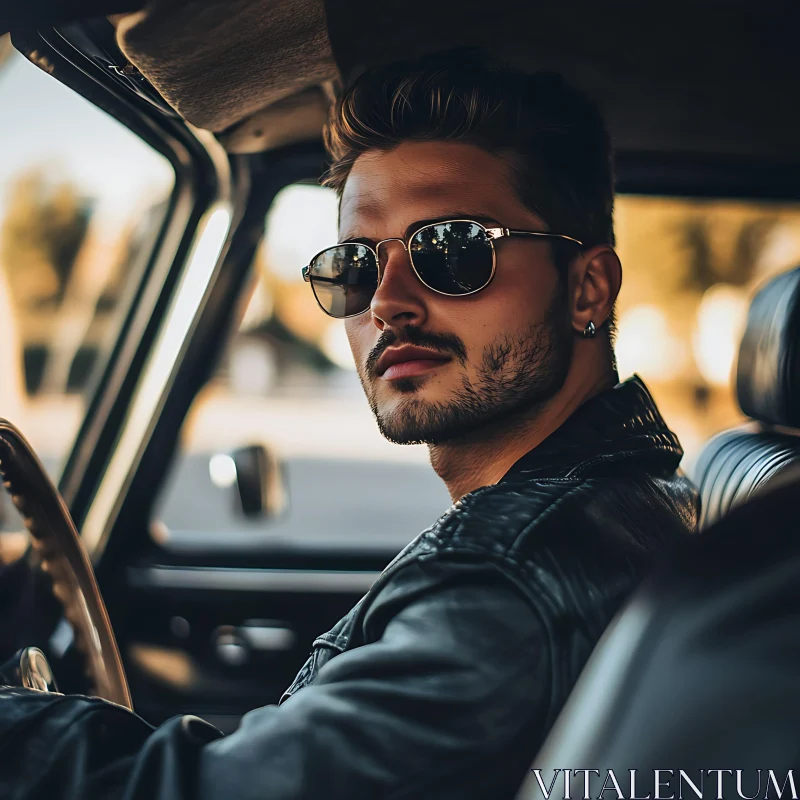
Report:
154,184,450,549
0,47,174,553
612,195,800,467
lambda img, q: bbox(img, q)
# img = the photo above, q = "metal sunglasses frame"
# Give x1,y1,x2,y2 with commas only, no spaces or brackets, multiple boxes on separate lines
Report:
302,218,583,319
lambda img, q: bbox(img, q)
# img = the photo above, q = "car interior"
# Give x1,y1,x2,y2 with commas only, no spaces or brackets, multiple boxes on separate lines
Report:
0,0,798,791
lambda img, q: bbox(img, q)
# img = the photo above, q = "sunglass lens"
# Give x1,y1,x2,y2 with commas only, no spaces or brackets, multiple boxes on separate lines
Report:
409,221,494,295
309,244,378,318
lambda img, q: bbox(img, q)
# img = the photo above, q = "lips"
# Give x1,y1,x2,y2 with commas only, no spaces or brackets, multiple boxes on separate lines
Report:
375,346,451,379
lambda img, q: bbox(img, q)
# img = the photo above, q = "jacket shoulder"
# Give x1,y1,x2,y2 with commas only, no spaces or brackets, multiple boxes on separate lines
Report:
428,471,696,559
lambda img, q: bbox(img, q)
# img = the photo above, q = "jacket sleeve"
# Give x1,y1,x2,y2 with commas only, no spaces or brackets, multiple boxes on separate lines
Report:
196,556,550,800
0,557,550,800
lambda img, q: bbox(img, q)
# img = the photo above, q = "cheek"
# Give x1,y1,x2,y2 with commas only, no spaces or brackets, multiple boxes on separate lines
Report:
451,260,560,344
487,248,562,317
422,257,561,366
344,319,372,364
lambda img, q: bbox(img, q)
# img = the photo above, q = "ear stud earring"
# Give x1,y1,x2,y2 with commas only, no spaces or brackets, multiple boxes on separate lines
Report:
582,320,596,338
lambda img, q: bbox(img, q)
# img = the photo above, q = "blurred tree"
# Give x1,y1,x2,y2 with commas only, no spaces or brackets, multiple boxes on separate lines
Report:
0,167,93,392
730,217,778,286
681,217,715,292
679,214,778,293
0,167,91,309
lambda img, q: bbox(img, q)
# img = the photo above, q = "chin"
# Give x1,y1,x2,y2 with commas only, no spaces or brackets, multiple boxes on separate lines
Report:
372,395,429,445
373,393,463,446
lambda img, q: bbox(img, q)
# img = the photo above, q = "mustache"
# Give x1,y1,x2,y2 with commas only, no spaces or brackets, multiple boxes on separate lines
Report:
365,326,467,377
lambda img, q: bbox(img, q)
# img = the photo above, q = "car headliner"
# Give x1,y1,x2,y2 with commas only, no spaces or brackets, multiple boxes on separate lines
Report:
2,0,800,166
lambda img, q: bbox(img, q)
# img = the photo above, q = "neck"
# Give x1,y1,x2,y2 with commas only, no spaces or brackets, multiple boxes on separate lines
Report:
429,345,618,502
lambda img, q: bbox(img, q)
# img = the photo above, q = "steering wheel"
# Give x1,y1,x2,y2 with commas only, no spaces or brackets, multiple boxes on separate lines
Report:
0,418,132,709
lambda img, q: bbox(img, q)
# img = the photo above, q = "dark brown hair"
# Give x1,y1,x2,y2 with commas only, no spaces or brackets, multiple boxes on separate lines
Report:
323,49,617,339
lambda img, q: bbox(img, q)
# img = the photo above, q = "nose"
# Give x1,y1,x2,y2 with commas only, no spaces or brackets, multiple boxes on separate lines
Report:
369,239,427,330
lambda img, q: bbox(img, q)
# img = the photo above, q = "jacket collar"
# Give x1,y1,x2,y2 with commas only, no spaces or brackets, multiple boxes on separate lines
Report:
502,375,684,481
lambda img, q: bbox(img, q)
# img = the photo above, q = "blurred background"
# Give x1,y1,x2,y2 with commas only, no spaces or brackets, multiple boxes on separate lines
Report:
2,43,800,555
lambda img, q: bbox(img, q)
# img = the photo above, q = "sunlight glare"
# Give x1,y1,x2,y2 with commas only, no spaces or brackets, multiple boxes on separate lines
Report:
693,284,749,388
264,185,339,282
615,304,686,382
209,453,237,489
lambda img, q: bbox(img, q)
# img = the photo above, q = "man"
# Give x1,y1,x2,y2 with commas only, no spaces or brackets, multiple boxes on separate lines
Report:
0,50,697,799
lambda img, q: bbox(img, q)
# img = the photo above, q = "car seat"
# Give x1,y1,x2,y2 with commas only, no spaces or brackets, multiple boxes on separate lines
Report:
694,266,800,528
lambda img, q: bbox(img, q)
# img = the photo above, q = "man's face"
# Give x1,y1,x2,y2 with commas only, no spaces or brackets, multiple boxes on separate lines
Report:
340,140,575,445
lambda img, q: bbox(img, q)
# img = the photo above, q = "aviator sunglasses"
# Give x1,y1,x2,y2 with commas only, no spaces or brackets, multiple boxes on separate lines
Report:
302,219,583,319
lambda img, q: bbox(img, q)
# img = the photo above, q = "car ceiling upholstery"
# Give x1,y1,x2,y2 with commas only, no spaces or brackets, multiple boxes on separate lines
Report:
3,0,800,160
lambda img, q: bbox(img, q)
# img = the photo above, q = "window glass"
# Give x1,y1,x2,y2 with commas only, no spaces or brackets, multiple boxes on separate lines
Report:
154,184,800,550
613,196,800,468
0,48,174,550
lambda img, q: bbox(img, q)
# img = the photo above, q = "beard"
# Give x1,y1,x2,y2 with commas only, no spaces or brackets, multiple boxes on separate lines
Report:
358,294,574,446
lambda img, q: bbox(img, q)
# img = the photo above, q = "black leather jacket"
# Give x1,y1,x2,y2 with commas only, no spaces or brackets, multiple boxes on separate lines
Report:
0,376,698,800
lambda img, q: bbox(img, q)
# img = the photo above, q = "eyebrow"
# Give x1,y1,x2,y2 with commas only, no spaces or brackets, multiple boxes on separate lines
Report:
339,213,502,245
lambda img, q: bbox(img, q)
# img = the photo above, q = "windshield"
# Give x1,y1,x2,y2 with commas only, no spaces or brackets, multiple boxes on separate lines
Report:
0,50,174,543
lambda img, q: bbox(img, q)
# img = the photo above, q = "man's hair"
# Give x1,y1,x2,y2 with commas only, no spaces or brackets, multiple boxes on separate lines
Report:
323,48,617,341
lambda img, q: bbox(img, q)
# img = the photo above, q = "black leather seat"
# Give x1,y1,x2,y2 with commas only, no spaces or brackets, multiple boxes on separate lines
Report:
694,266,800,527
516,479,800,798
516,266,800,799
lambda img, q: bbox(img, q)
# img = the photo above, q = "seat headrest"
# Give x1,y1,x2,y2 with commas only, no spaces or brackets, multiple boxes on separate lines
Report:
736,266,800,427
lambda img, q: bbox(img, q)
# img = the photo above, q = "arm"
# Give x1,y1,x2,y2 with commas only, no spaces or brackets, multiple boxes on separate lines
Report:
197,557,550,799
0,557,550,800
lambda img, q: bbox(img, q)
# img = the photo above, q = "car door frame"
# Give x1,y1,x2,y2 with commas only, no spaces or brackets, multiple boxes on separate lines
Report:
9,23,238,547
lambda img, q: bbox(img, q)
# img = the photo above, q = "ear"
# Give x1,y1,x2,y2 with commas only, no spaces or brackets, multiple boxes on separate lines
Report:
568,245,622,335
